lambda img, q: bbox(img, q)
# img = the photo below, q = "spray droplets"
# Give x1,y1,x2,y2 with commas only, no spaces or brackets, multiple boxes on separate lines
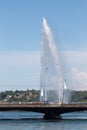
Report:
40,18,63,103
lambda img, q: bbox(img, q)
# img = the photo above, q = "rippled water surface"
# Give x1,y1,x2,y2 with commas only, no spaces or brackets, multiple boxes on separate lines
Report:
0,112,87,130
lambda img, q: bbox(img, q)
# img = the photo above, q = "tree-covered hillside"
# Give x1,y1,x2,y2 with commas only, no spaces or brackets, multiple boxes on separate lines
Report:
0,90,87,103
0,89,40,102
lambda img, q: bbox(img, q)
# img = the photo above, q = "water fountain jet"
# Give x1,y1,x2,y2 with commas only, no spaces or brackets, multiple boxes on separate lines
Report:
40,17,63,104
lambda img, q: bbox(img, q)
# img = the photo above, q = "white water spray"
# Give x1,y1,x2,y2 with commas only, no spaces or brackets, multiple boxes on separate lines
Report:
40,17,63,103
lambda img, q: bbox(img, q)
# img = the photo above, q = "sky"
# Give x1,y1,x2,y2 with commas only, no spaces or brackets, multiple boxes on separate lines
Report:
0,0,87,90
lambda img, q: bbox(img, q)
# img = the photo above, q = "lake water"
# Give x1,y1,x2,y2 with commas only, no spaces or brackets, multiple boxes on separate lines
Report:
0,111,87,130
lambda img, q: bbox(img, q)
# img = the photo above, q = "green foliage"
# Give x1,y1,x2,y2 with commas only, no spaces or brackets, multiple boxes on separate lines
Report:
0,90,40,102
1,89,87,103
70,90,87,102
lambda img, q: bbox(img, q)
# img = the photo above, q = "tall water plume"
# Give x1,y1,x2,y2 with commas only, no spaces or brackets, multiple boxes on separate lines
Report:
40,18,63,103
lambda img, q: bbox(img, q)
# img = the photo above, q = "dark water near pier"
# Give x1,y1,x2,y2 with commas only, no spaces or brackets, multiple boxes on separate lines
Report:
0,112,87,130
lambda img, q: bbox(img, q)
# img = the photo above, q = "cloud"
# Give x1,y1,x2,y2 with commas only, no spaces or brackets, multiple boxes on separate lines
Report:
0,50,87,91
0,51,40,69
71,68,87,90
59,50,87,91
0,51,40,90
62,50,87,63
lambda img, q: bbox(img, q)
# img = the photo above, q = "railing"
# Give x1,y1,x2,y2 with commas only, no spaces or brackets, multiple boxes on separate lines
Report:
0,102,87,108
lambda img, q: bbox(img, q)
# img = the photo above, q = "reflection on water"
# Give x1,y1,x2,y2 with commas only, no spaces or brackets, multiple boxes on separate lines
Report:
0,112,87,130
0,111,44,119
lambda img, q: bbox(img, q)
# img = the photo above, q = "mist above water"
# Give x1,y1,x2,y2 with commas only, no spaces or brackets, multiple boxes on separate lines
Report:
40,18,64,103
